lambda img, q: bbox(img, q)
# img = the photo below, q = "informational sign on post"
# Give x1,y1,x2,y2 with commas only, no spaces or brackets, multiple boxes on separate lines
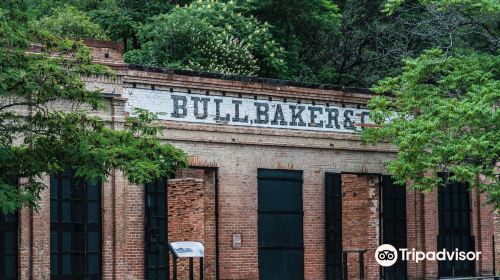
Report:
170,241,205,258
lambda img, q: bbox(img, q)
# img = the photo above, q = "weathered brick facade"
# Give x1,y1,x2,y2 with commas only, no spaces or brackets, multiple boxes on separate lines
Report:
10,40,500,280
341,174,380,280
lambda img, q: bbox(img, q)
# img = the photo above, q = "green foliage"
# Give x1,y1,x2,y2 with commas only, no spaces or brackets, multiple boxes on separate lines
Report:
6,0,500,207
26,0,113,18
383,0,500,15
30,5,109,40
20,0,497,87
126,0,287,77
0,3,187,213
90,8,136,47
242,0,341,79
363,49,500,206
90,0,176,50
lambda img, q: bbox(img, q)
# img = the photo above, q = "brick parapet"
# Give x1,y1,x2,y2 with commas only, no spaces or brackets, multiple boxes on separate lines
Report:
123,71,374,105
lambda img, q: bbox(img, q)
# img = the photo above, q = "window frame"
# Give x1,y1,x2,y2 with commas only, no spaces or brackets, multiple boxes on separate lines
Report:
50,173,102,280
0,212,19,280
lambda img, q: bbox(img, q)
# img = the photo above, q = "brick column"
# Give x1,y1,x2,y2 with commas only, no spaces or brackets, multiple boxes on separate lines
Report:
111,170,130,279
303,169,325,279
218,164,259,279
168,174,205,279
124,179,146,279
31,176,51,279
423,190,439,279
472,188,496,276
495,211,500,275
406,190,427,280
19,204,32,279
406,189,417,279
203,170,217,280
341,174,380,280
166,168,217,279
102,172,115,280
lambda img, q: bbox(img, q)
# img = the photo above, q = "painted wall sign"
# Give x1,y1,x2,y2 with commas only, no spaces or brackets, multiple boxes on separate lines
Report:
170,241,205,258
124,88,371,133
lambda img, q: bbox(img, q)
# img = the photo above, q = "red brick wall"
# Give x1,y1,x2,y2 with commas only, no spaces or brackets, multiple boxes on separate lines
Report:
19,207,32,280
168,177,205,242
85,39,126,67
406,190,426,280
203,170,217,280
123,178,146,279
168,176,204,279
341,174,380,280
303,169,326,279
24,177,51,279
217,164,259,280
17,169,500,280
168,169,216,280
495,211,500,275
423,190,439,278
472,189,496,276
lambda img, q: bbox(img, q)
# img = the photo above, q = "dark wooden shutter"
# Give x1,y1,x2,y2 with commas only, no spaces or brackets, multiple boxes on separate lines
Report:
85,181,102,279
381,175,407,280
258,169,304,280
325,173,342,280
438,180,475,277
50,174,102,280
0,212,18,280
145,179,169,280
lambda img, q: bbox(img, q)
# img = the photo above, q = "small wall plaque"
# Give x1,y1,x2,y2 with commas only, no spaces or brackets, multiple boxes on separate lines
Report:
232,233,242,248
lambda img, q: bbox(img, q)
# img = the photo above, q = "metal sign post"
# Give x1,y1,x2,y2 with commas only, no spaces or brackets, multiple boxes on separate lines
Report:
169,241,205,280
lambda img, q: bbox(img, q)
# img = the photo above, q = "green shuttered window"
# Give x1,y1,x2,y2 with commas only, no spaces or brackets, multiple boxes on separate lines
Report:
381,175,407,280
145,179,169,280
438,180,475,277
50,174,102,280
0,212,18,280
258,169,304,280
325,173,342,280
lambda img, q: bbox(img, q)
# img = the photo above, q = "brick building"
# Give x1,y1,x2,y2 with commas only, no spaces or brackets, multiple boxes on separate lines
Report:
0,40,499,280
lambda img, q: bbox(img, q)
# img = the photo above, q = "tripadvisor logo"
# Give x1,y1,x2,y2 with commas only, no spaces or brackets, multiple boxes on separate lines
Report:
375,244,481,267
375,244,398,267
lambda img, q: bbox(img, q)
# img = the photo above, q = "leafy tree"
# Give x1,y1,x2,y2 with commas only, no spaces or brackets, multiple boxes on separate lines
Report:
241,0,341,80
383,0,500,15
125,0,287,77
30,5,110,40
90,0,177,50
363,0,500,207
0,2,188,213
21,0,498,87
294,0,498,87
26,0,108,18
311,0,400,86
90,8,137,49
364,49,499,205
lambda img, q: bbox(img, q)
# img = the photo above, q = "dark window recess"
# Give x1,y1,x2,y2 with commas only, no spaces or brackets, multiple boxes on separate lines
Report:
0,212,18,280
50,174,102,280
381,175,407,280
325,173,342,280
258,169,304,280
438,180,475,278
145,179,169,280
